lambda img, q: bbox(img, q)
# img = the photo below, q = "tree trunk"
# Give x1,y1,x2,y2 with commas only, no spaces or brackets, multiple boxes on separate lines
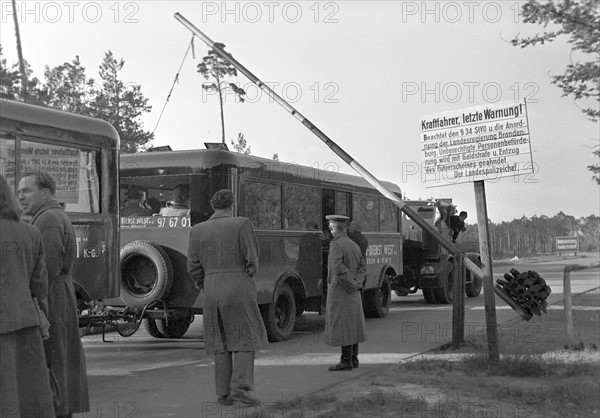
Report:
12,0,27,102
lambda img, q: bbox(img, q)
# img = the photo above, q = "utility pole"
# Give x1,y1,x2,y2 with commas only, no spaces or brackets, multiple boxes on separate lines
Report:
12,0,27,102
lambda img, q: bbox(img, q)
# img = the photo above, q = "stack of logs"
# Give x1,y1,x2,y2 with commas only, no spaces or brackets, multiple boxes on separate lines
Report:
496,269,552,317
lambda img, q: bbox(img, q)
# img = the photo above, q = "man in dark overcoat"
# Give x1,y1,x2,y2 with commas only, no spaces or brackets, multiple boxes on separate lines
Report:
324,215,367,371
348,221,368,257
18,172,89,418
187,189,268,406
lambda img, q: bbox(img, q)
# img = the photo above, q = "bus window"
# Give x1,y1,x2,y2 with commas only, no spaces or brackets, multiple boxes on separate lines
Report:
0,133,16,187
120,176,191,217
335,191,349,216
353,193,379,232
20,139,100,213
245,180,281,229
283,183,320,230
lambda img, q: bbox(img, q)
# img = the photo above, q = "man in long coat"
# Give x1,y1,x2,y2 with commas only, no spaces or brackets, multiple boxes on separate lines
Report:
187,189,268,406
324,215,368,371
18,172,89,417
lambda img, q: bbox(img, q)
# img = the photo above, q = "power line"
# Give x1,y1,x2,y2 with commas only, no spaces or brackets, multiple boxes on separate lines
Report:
152,36,195,135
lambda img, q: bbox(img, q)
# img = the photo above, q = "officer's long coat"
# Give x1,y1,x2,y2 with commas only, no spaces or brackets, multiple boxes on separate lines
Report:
324,234,368,347
187,213,268,354
31,200,89,415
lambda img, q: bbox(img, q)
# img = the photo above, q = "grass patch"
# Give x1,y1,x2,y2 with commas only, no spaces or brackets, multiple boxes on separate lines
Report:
269,393,339,417
402,358,458,373
462,353,599,377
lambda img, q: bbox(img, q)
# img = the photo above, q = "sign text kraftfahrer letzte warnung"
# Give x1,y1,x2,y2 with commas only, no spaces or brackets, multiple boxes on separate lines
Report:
421,101,533,186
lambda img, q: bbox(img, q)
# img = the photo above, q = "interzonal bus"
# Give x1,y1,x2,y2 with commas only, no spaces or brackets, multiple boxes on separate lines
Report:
0,100,121,315
115,148,404,341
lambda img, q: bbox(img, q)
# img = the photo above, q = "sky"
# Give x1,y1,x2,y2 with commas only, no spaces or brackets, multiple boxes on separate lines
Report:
1,1,598,223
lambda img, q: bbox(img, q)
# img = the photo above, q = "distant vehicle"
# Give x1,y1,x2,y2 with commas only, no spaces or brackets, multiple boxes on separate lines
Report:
397,200,482,304
0,100,121,313
113,149,404,341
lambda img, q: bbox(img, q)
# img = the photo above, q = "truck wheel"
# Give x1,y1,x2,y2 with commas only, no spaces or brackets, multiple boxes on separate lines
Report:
423,288,438,304
262,282,296,342
120,241,173,307
436,261,454,304
364,275,392,318
144,318,165,338
465,254,483,297
156,314,193,338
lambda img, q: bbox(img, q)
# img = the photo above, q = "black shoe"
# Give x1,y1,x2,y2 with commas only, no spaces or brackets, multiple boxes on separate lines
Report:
329,361,352,371
352,359,359,368
217,395,234,405
230,390,261,406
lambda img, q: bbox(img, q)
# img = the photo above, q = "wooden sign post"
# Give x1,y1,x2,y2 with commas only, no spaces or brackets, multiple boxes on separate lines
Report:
474,180,499,360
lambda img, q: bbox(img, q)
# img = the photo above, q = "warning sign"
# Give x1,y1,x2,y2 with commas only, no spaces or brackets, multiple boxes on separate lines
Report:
421,101,534,186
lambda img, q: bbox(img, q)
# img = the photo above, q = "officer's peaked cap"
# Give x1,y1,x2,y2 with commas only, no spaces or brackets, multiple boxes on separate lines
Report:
326,214,350,222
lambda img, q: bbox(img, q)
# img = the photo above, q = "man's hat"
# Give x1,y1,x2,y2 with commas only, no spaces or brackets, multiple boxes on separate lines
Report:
326,214,350,223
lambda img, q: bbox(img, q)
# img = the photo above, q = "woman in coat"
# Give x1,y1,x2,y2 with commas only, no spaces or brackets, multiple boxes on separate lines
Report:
0,175,55,418
324,215,368,371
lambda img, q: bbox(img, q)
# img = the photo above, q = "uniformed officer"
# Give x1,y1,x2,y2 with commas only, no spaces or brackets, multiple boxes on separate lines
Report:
324,215,368,371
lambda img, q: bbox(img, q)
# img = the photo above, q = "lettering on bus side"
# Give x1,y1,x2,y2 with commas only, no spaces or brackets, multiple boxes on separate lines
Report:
120,216,192,228
365,243,397,265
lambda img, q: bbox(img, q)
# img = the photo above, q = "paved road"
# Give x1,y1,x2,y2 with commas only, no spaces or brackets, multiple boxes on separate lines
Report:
76,255,599,417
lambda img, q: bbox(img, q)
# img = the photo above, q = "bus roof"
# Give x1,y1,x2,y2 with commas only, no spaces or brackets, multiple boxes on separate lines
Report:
121,149,402,195
0,100,119,146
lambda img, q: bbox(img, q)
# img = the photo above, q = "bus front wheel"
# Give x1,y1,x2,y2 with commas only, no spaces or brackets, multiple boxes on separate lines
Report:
262,282,296,342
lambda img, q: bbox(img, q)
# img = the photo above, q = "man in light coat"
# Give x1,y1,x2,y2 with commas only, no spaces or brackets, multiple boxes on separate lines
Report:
324,215,368,371
187,189,268,406
18,172,89,418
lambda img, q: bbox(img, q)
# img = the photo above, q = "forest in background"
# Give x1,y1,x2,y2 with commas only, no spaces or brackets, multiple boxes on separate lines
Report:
457,212,599,258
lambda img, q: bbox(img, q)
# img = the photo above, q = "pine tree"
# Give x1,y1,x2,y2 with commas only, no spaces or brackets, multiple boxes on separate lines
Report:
197,43,246,145
91,51,153,153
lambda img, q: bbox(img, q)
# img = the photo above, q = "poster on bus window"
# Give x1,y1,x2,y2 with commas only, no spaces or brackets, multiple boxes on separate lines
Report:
20,142,81,203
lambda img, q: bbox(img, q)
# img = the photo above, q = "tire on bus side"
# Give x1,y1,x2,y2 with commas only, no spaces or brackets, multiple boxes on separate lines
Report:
119,240,174,307
363,268,393,318
261,281,296,342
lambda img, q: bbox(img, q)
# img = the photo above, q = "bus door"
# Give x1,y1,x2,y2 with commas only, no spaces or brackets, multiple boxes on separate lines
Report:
320,189,352,294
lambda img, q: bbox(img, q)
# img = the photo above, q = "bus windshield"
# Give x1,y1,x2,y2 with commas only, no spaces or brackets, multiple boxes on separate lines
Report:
120,175,191,217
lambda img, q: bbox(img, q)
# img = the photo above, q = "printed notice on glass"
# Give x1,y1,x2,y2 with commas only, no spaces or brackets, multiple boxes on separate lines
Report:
421,101,533,187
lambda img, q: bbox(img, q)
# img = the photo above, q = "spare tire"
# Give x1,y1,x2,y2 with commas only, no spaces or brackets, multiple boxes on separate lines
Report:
120,240,173,307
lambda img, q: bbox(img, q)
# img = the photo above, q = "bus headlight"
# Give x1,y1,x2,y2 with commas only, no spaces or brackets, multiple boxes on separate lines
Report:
420,264,435,275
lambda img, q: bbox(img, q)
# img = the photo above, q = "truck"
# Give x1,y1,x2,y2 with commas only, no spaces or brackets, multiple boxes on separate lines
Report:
393,199,482,304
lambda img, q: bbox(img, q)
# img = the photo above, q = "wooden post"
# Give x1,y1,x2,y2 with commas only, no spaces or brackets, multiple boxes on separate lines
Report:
474,181,499,361
452,252,465,348
564,266,574,347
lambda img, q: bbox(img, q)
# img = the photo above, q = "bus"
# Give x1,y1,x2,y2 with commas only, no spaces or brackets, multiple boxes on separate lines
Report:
116,148,403,341
0,100,121,314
